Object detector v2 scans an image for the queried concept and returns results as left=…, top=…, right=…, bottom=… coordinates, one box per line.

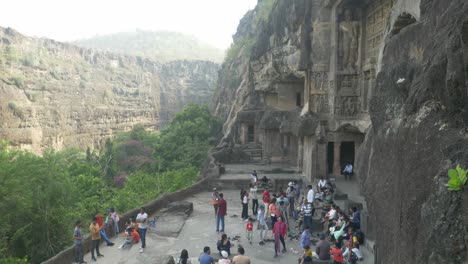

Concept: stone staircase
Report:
left=239, top=143, right=263, bottom=161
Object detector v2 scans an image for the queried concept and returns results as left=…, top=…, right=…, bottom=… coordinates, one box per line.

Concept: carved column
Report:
left=297, top=137, right=304, bottom=172
left=333, top=141, right=341, bottom=175
left=354, top=141, right=361, bottom=164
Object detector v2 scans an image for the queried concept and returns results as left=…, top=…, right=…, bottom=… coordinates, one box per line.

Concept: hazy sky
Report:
left=0, top=0, right=257, bottom=50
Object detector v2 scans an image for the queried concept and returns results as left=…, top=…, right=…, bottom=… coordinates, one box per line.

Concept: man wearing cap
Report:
left=286, top=182, right=296, bottom=216
left=219, top=251, right=230, bottom=264
left=314, top=233, right=331, bottom=261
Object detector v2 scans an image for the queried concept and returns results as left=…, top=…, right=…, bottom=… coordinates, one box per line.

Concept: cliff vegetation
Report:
left=0, top=104, right=220, bottom=264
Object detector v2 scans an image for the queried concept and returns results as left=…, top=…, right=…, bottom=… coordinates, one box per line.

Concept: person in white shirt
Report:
left=343, top=163, right=353, bottom=180
left=136, top=207, right=148, bottom=253
left=306, top=185, right=315, bottom=205
left=317, top=176, right=327, bottom=192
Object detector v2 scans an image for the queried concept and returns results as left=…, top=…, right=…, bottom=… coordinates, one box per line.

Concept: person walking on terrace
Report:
left=136, top=207, right=148, bottom=253
left=257, top=204, right=268, bottom=245
left=216, top=193, right=227, bottom=233
left=241, top=190, right=249, bottom=221
left=272, top=216, right=288, bottom=257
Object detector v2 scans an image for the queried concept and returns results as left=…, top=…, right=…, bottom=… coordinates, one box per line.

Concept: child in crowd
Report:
left=330, top=242, right=344, bottom=264
left=246, top=217, right=253, bottom=244
left=118, top=228, right=140, bottom=249
left=298, top=245, right=312, bottom=264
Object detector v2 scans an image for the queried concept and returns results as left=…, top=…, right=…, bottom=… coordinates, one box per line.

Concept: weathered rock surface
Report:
left=154, top=201, right=193, bottom=238
left=355, top=0, right=468, bottom=263
left=0, top=27, right=219, bottom=153
left=213, top=0, right=468, bottom=263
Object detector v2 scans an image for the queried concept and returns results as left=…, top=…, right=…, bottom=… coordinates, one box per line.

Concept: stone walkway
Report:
left=81, top=164, right=374, bottom=264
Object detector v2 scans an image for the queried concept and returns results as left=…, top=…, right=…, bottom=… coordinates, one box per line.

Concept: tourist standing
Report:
left=89, top=216, right=104, bottom=261
left=249, top=183, right=258, bottom=216
left=232, top=246, right=251, bottom=264
left=257, top=204, right=267, bottom=245
left=109, top=208, right=120, bottom=236
left=272, top=216, right=287, bottom=257
left=136, top=207, right=148, bottom=253
left=216, top=193, right=227, bottom=233
left=95, top=212, right=114, bottom=246
left=301, top=226, right=311, bottom=249
left=286, top=182, right=296, bottom=216
left=73, top=220, right=85, bottom=264
left=211, top=188, right=219, bottom=218
left=241, top=191, right=249, bottom=221
left=301, top=200, right=313, bottom=231
left=262, top=187, right=271, bottom=217
left=199, top=246, right=215, bottom=264
left=269, top=198, right=280, bottom=231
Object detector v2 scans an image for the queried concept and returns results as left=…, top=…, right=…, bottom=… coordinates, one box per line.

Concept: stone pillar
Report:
left=317, top=142, right=327, bottom=178
left=297, top=137, right=304, bottom=172
left=333, top=141, right=341, bottom=175
left=354, top=141, right=361, bottom=164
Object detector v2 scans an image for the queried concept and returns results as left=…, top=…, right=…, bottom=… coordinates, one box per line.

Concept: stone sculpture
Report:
left=339, top=9, right=360, bottom=72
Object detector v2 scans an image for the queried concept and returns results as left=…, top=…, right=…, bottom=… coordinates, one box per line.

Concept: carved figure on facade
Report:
left=312, top=72, right=329, bottom=90
left=314, top=95, right=330, bottom=113
left=335, top=96, right=359, bottom=116
left=339, top=9, right=360, bottom=72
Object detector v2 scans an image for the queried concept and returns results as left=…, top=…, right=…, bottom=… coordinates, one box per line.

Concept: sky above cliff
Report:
left=0, top=0, right=257, bottom=50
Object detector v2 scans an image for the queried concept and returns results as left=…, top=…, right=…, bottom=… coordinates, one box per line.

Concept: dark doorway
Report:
left=340, top=141, right=355, bottom=169
left=327, top=142, right=334, bottom=174
left=247, top=125, right=255, bottom=143
left=296, top=92, right=302, bottom=107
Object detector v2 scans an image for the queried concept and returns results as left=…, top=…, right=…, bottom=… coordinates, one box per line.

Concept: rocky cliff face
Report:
left=0, top=27, right=219, bottom=153
left=356, top=0, right=468, bottom=263
left=214, top=0, right=467, bottom=263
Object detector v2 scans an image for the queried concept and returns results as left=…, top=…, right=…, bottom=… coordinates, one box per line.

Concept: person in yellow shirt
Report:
left=299, top=245, right=312, bottom=264
left=89, top=216, right=104, bottom=261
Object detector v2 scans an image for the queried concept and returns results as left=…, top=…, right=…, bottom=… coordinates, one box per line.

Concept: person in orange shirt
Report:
left=269, top=198, right=280, bottom=231
left=118, top=228, right=140, bottom=249
left=89, top=217, right=104, bottom=261
left=330, top=242, right=344, bottom=264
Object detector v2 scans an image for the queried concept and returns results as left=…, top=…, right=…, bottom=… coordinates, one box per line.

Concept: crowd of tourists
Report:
left=207, top=170, right=364, bottom=264
left=73, top=168, right=363, bottom=264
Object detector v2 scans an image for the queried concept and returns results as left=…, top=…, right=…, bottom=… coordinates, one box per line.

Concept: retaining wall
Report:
left=41, top=155, right=220, bottom=264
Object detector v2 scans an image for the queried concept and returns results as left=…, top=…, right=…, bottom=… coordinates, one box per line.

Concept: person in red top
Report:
left=262, top=187, right=271, bottom=217
left=272, top=216, right=288, bottom=257
left=118, top=228, right=140, bottom=249
left=330, top=242, right=344, bottom=264
left=95, top=212, right=114, bottom=246
left=131, top=228, right=140, bottom=243
left=216, top=193, right=227, bottom=233
left=246, top=217, right=254, bottom=244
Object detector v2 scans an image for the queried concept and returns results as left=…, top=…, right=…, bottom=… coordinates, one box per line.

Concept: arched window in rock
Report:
left=390, top=12, right=417, bottom=36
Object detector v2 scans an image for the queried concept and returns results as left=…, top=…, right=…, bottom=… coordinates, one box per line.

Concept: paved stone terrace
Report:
left=81, top=164, right=374, bottom=264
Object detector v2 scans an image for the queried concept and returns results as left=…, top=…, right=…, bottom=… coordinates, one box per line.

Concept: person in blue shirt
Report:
left=349, top=206, right=360, bottom=230
left=199, top=246, right=214, bottom=264
left=301, top=226, right=311, bottom=249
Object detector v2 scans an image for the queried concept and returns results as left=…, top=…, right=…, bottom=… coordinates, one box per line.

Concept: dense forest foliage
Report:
left=74, top=30, right=225, bottom=63
left=0, top=105, right=220, bottom=264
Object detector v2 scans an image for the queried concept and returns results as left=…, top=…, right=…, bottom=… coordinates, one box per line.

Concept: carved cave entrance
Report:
left=247, top=125, right=255, bottom=143
left=340, top=141, right=355, bottom=169
left=327, top=142, right=334, bottom=174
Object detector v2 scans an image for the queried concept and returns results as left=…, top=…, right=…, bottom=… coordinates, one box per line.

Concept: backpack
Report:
left=350, top=252, right=359, bottom=264
left=355, top=230, right=365, bottom=245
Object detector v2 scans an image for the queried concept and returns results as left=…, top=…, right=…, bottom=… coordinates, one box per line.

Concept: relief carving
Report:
left=334, top=96, right=359, bottom=116
left=339, top=9, right=360, bottom=72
